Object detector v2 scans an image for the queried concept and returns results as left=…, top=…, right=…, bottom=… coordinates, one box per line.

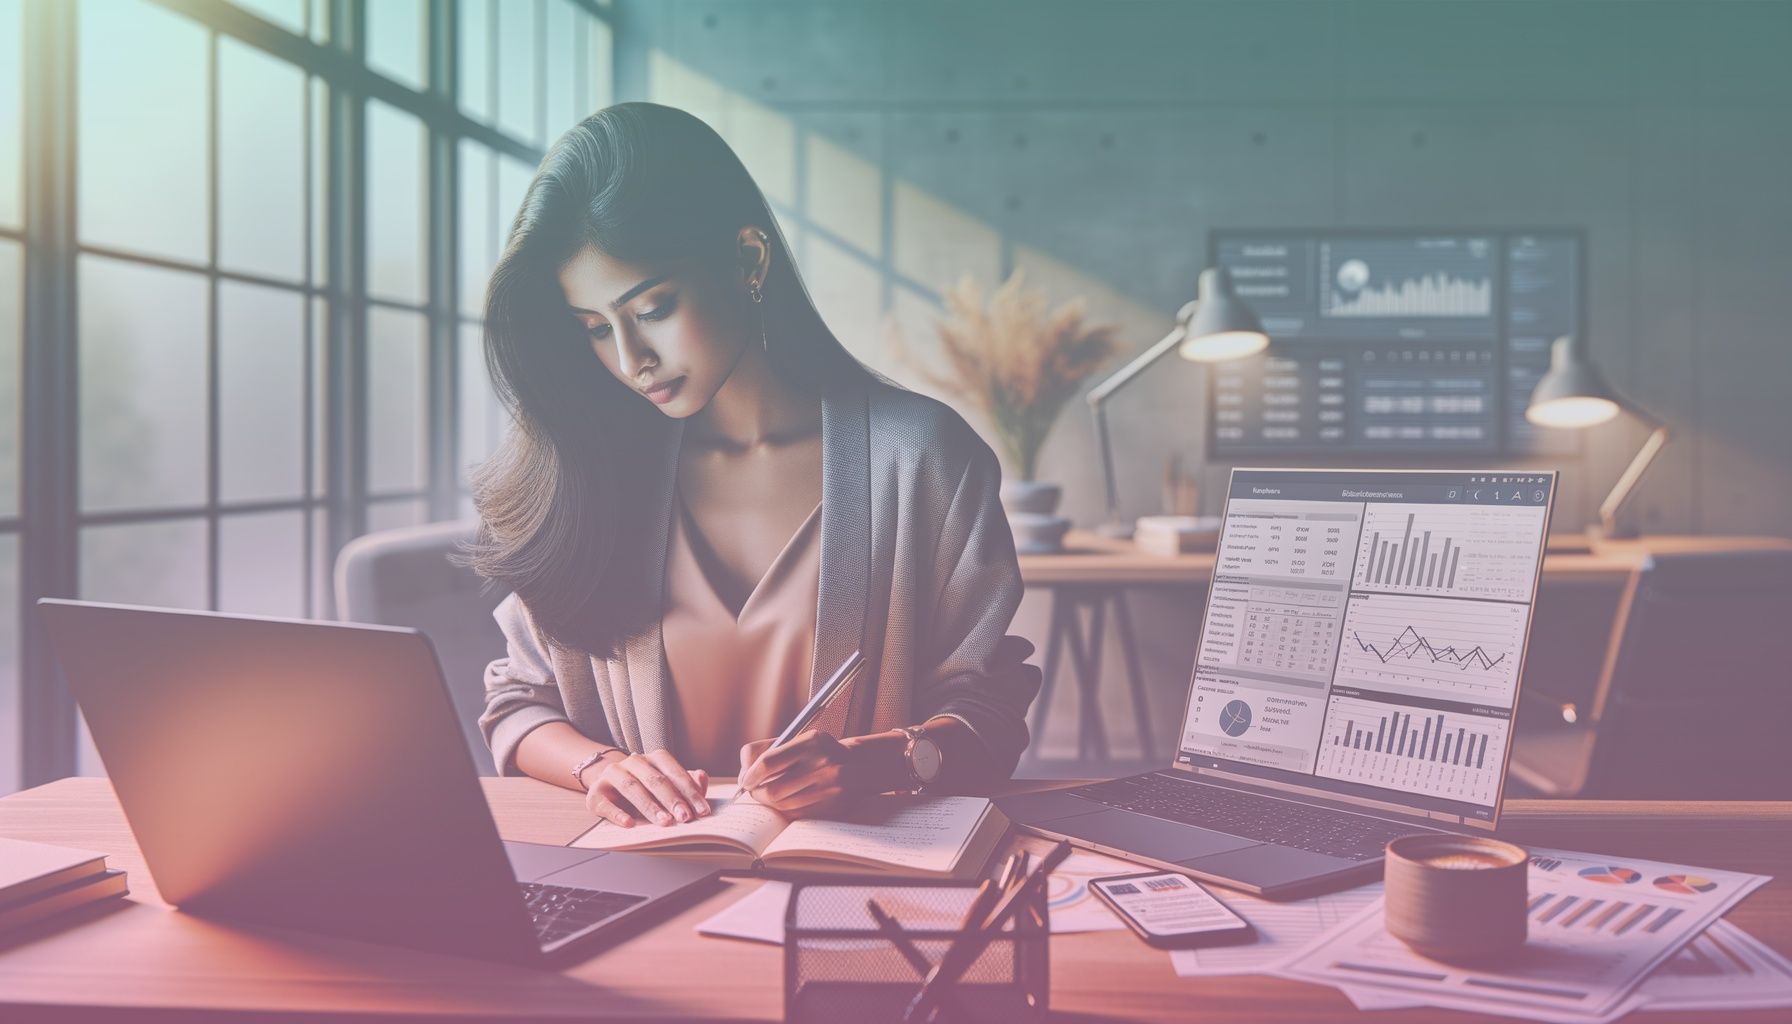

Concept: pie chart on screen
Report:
left=1219, top=700, right=1253, bottom=737
left=1578, top=865, right=1643, bottom=885
left=1654, top=874, right=1718, bottom=894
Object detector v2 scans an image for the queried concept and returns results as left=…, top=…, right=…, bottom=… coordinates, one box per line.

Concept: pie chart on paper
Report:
left=1577, top=865, right=1643, bottom=885
left=1654, top=874, right=1718, bottom=895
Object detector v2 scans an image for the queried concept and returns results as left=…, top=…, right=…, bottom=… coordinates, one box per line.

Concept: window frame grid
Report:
left=12, top=0, right=616, bottom=788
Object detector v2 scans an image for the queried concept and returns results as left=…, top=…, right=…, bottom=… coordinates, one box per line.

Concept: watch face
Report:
left=910, top=737, right=943, bottom=782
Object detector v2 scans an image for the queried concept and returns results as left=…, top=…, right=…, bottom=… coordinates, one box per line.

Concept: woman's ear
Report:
left=735, top=225, right=772, bottom=294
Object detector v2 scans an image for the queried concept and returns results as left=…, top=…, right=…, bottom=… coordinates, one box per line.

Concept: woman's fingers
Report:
left=625, top=757, right=695, bottom=824
left=756, top=762, right=843, bottom=807
left=756, top=731, right=827, bottom=774
left=690, top=768, right=710, bottom=807
left=584, top=790, right=635, bottom=828
left=744, top=732, right=841, bottom=792
left=646, top=749, right=710, bottom=816
left=738, top=739, right=775, bottom=789
left=597, top=764, right=673, bottom=825
left=584, top=750, right=715, bottom=825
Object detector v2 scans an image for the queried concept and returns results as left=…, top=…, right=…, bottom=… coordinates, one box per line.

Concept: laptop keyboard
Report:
left=1068, top=772, right=1431, bottom=862
left=517, top=881, right=647, bottom=945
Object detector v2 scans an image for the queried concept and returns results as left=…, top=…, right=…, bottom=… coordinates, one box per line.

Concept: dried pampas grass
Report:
left=889, top=270, right=1120, bottom=481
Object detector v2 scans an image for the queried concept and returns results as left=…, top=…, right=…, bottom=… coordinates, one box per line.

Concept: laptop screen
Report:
left=1175, top=469, right=1556, bottom=828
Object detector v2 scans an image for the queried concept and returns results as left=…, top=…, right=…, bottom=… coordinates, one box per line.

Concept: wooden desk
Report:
left=0, top=778, right=1786, bottom=1022
left=1017, top=531, right=1792, bottom=588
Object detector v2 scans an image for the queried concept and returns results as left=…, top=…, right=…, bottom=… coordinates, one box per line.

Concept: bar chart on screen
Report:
left=1351, top=502, right=1546, bottom=602
left=1313, top=693, right=1509, bottom=805
left=1334, top=592, right=1526, bottom=705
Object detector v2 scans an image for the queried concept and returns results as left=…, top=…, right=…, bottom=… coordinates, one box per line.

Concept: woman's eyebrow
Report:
left=568, top=275, right=670, bottom=314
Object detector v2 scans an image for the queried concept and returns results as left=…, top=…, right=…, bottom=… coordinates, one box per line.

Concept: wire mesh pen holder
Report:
left=782, top=877, right=1049, bottom=1024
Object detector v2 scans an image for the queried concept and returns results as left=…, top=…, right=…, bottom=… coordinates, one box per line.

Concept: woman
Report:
left=470, top=102, right=1040, bottom=830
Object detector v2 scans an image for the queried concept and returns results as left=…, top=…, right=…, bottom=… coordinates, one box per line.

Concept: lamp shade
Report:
left=1526, top=335, right=1622, bottom=429
left=1178, top=266, right=1269, bottom=362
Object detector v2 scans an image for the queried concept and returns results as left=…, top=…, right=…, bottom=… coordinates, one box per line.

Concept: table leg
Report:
left=1111, top=590, right=1156, bottom=761
left=1029, top=588, right=1068, bottom=749
left=1068, top=592, right=1110, bottom=761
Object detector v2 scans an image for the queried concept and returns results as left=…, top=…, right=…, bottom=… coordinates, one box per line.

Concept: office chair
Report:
left=335, top=520, right=508, bottom=775
left=1510, top=549, right=1792, bottom=799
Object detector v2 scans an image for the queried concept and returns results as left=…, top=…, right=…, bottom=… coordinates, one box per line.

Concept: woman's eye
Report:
left=638, top=297, right=677, bottom=322
left=584, top=322, right=611, bottom=340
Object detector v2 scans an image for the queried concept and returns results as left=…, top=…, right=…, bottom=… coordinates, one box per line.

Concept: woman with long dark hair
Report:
left=470, top=103, right=1039, bottom=828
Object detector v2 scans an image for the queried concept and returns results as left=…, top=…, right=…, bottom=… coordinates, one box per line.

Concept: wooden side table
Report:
left=1032, top=582, right=1156, bottom=761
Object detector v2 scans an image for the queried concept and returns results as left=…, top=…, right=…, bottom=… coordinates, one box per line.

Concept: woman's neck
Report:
left=684, top=341, right=822, bottom=452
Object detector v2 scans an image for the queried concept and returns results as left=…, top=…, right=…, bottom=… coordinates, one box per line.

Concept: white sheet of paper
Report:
left=1278, top=845, right=1770, bottom=1022
left=1340, top=920, right=1792, bottom=1014
left=695, top=880, right=986, bottom=945
left=696, top=881, right=792, bottom=945
left=695, top=850, right=1139, bottom=945
left=1337, top=985, right=1649, bottom=1023
left=1169, top=881, right=1384, bottom=977
left=1037, top=851, right=1138, bottom=933
left=1639, top=919, right=1792, bottom=1011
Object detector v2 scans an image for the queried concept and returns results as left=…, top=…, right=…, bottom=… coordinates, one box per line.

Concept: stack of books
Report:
left=1133, top=515, right=1222, bottom=556
left=0, top=837, right=129, bottom=933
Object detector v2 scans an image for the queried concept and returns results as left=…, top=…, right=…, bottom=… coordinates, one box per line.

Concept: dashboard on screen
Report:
left=1207, top=230, right=1583, bottom=457
left=1176, top=469, right=1556, bottom=827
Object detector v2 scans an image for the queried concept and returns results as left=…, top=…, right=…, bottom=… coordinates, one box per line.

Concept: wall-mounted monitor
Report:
left=1206, top=229, right=1583, bottom=458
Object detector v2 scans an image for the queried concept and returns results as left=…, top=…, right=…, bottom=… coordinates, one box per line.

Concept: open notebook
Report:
left=568, top=784, right=1010, bottom=880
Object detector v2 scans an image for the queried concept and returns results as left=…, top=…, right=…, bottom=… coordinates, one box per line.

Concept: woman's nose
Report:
left=614, top=331, right=657, bottom=381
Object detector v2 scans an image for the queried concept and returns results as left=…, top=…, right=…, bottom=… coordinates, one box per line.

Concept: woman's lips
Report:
left=643, top=377, right=684, bottom=404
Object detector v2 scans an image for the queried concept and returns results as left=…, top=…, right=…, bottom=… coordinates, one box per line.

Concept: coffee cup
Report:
left=1384, top=834, right=1529, bottom=963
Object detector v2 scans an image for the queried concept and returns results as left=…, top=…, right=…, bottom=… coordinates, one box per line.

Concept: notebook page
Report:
left=763, top=796, right=992, bottom=874
left=568, top=783, right=789, bottom=854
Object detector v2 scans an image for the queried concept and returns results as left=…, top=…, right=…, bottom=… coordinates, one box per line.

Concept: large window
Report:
left=4, top=0, right=615, bottom=789
left=1, top=0, right=24, bottom=795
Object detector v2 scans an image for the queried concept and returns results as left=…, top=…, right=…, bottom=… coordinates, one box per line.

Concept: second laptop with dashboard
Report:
left=999, top=467, right=1557, bottom=899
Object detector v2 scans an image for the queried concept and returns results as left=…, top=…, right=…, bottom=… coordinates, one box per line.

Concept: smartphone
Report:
left=1089, top=870, right=1256, bottom=950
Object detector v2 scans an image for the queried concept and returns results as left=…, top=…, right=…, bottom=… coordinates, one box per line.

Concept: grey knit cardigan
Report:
left=479, top=376, right=1042, bottom=779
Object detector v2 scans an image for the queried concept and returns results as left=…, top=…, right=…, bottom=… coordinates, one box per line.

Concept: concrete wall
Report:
left=611, top=0, right=1792, bottom=757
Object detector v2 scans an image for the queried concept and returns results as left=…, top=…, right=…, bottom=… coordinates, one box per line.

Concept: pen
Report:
left=742, top=649, right=866, bottom=792
left=868, top=898, right=969, bottom=1020
left=772, top=648, right=866, bottom=749
left=866, top=898, right=931, bottom=975
left=902, top=840, right=1071, bottom=1023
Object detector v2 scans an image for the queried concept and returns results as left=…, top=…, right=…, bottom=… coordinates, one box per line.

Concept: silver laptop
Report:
left=37, top=600, right=718, bottom=964
left=1000, top=468, right=1557, bottom=898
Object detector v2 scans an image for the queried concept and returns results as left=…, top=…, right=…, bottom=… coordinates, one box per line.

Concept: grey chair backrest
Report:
left=334, top=520, right=507, bottom=776
left=1580, top=549, right=1792, bottom=799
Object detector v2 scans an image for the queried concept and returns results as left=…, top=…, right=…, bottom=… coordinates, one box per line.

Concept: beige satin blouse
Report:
left=660, top=493, right=825, bottom=775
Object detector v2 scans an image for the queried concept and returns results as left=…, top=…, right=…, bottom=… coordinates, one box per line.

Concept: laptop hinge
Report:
left=1172, top=764, right=1474, bottom=834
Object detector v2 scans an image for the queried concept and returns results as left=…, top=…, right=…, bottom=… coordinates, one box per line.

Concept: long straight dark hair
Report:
left=464, top=102, right=883, bottom=657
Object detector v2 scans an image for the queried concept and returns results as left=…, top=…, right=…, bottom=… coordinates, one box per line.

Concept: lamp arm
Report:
left=1087, top=324, right=1188, bottom=526
left=1598, top=423, right=1670, bottom=538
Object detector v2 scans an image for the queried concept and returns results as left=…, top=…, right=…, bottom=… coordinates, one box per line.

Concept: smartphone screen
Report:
left=1090, top=871, right=1252, bottom=947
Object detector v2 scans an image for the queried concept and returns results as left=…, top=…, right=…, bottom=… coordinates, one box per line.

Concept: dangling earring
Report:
left=748, top=279, right=767, bottom=354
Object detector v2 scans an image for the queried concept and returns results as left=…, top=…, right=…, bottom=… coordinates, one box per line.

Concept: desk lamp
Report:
left=1087, top=266, right=1268, bottom=538
left=1525, top=334, right=1670, bottom=540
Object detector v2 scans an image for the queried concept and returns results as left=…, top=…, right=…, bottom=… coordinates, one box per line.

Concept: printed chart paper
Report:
left=1279, top=846, right=1769, bottom=1021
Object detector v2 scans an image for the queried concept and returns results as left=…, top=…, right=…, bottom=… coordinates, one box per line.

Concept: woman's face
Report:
left=556, top=242, right=759, bottom=418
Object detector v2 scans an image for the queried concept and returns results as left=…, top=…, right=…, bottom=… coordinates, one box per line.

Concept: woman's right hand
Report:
left=584, top=749, right=711, bottom=828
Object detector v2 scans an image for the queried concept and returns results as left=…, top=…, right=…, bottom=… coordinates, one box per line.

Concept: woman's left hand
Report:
left=737, top=731, right=877, bottom=818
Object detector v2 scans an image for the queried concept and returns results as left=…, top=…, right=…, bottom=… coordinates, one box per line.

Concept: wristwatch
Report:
left=899, top=725, right=943, bottom=795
